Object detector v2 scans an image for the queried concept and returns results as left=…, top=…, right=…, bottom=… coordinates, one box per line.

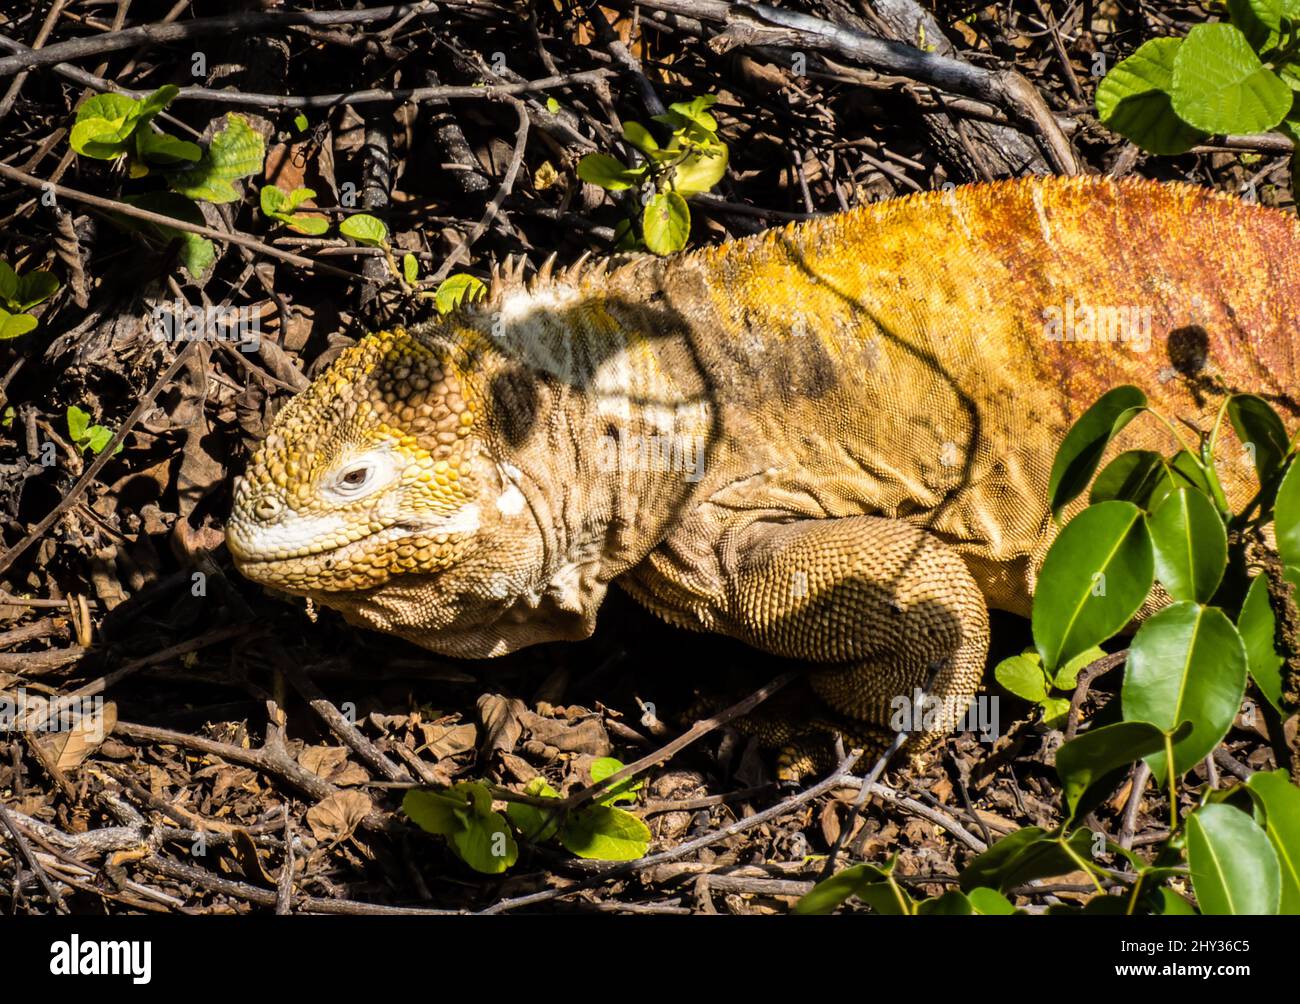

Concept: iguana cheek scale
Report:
left=227, top=175, right=1296, bottom=777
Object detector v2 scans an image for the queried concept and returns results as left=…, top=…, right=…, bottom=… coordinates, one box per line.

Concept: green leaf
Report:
left=916, top=890, right=973, bottom=915
left=795, top=861, right=913, bottom=915
left=1146, top=488, right=1228, bottom=603
left=1244, top=769, right=1300, bottom=913
left=1227, top=393, right=1289, bottom=491
left=70, top=92, right=140, bottom=158
left=168, top=113, right=265, bottom=203
left=1154, top=887, right=1198, bottom=914
left=959, top=827, right=1097, bottom=893
left=118, top=192, right=216, bottom=279
left=1033, top=501, right=1154, bottom=671
left=135, top=128, right=201, bottom=165
left=642, top=191, right=690, bottom=255
left=0, top=307, right=38, bottom=340
left=293, top=112, right=309, bottom=133
left=132, top=84, right=180, bottom=124
left=576, top=152, right=645, bottom=191
left=338, top=212, right=389, bottom=247
left=85, top=425, right=114, bottom=454
left=1090, top=450, right=1174, bottom=509
left=262, top=186, right=328, bottom=235
left=993, top=652, right=1050, bottom=702
left=0, top=260, right=17, bottom=302
left=1096, top=38, right=1208, bottom=155
left=590, top=756, right=643, bottom=806
left=1239, top=574, right=1286, bottom=712
left=402, top=253, right=419, bottom=285
left=967, top=887, right=1016, bottom=915
left=621, top=121, right=660, bottom=155
left=666, top=95, right=719, bottom=131
left=403, top=784, right=517, bottom=874
left=433, top=273, right=486, bottom=315
left=545, top=97, right=561, bottom=114
left=11, top=270, right=60, bottom=312
left=1056, top=720, right=1172, bottom=824
left=1055, top=645, right=1107, bottom=690
left=1227, top=0, right=1282, bottom=49
left=1186, top=803, right=1281, bottom=914
left=668, top=140, right=728, bottom=196
left=505, top=776, right=563, bottom=843
left=1171, top=23, right=1293, bottom=134
left=66, top=405, right=90, bottom=443
left=1048, top=386, right=1148, bottom=519
left=1122, top=602, right=1248, bottom=779
left=1274, top=459, right=1300, bottom=564
left=560, top=805, right=650, bottom=861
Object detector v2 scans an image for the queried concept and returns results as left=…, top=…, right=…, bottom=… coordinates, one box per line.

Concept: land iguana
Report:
left=225, top=175, right=1297, bottom=777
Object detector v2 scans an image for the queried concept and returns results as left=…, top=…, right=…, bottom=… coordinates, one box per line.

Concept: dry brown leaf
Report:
left=306, top=790, right=372, bottom=843
left=477, top=693, right=526, bottom=753
left=37, top=699, right=117, bottom=771
left=418, top=721, right=477, bottom=760
left=519, top=710, right=611, bottom=756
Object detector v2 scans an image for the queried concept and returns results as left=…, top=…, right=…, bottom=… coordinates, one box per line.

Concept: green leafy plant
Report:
left=1097, top=9, right=1300, bottom=184
left=577, top=94, right=729, bottom=255
left=69, top=85, right=200, bottom=174
left=403, top=758, right=651, bottom=875
left=803, top=387, right=1300, bottom=915
left=66, top=405, right=122, bottom=456
left=0, top=259, right=60, bottom=338
left=259, top=185, right=328, bottom=235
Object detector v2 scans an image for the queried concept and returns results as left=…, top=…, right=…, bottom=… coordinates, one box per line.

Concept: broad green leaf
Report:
left=70, top=92, right=139, bottom=158
left=505, top=776, right=563, bottom=843
left=0, top=308, right=38, bottom=339
left=590, top=756, right=643, bottom=806
left=1227, top=0, right=1282, bottom=49
left=1146, top=488, right=1227, bottom=603
left=1122, top=602, right=1248, bottom=779
left=402, top=788, right=464, bottom=836
left=1096, top=38, right=1208, bottom=154
left=1033, top=501, right=1154, bottom=671
left=135, top=128, right=201, bottom=165
left=1055, top=720, right=1172, bottom=824
left=1274, top=459, right=1300, bottom=563
left=433, top=273, right=486, bottom=315
left=1186, top=803, right=1281, bottom=914
left=545, top=97, right=561, bottom=114
left=262, top=187, right=328, bottom=235
left=576, top=152, right=644, bottom=191
left=1054, top=645, right=1107, bottom=690
left=1090, top=450, right=1173, bottom=509
left=450, top=807, right=517, bottom=874
left=1154, top=888, right=1198, bottom=914
left=795, top=861, right=913, bottom=915
left=642, top=191, right=690, bottom=255
left=916, top=890, right=973, bottom=915
left=118, top=192, right=216, bottom=279
left=560, top=804, right=650, bottom=861
left=11, top=270, right=60, bottom=312
left=338, top=212, right=388, bottom=247
left=967, top=887, right=1016, bottom=915
left=1238, top=574, right=1285, bottom=712
left=0, top=260, right=17, bottom=301
left=293, top=112, right=309, bottom=132
left=402, top=253, right=419, bottom=285
left=993, top=652, right=1049, bottom=702
left=1227, top=393, right=1289, bottom=490
left=1169, top=449, right=1213, bottom=495
left=1244, top=770, right=1300, bottom=913
left=66, top=405, right=90, bottom=443
left=1048, top=386, right=1148, bottom=519
left=132, top=84, right=180, bottom=124
left=167, top=113, right=265, bottom=203
left=621, top=121, right=660, bottom=154
left=959, top=827, right=1097, bottom=893
left=85, top=425, right=114, bottom=454
left=1171, top=23, right=1293, bottom=134
left=670, top=141, right=727, bottom=195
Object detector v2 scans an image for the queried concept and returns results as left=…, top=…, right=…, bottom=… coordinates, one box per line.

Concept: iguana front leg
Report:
left=710, top=515, right=990, bottom=778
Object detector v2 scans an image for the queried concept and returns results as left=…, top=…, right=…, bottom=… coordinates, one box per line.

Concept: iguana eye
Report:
left=336, top=464, right=372, bottom=492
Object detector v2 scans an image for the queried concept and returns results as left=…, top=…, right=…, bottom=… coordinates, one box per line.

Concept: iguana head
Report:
left=226, top=324, right=588, bottom=657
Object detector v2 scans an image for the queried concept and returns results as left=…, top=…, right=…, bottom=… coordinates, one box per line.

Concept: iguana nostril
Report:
left=254, top=497, right=283, bottom=521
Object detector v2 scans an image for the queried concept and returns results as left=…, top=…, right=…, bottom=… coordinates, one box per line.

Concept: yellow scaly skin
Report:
left=227, top=176, right=1300, bottom=778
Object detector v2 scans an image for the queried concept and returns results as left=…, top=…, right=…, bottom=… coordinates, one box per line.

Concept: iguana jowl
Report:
left=226, top=176, right=1297, bottom=776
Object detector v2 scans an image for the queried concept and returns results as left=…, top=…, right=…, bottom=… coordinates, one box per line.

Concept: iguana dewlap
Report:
left=226, top=176, right=1297, bottom=773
